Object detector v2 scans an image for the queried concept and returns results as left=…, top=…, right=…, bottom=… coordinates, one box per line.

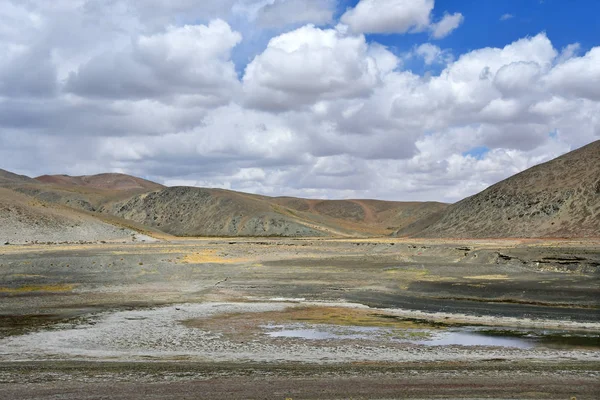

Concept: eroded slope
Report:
left=36, top=173, right=164, bottom=191
left=0, top=188, right=143, bottom=244
left=397, top=140, right=600, bottom=238
left=106, top=186, right=329, bottom=237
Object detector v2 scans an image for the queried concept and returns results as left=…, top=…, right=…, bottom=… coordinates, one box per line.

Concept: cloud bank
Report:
left=0, top=0, right=598, bottom=202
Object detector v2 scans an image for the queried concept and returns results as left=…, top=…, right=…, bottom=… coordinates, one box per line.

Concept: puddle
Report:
left=415, top=329, right=533, bottom=348
left=263, top=324, right=600, bottom=350
left=477, top=328, right=600, bottom=350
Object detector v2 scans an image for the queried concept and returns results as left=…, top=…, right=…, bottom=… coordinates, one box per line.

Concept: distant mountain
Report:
left=395, top=140, right=600, bottom=238
left=22, top=143, right=598, bottom=240
left=106, top=186, right=327, bottom=237
left=0, top=187, right=145, bottom=244
left=106, top=187, right=446, bottom=237
left=271, top=197, right=447, bottom=235
left=36, top=173, right=164, bottom=191
left=0, top=169, right=37, bottom=186
left=1, top=167, right=446, bottom=238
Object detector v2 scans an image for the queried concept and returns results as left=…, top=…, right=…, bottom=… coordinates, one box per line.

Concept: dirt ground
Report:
left=0, top=237, right=599, bottom=399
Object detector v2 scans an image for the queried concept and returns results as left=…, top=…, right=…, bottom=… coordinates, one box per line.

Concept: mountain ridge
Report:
left=2, top=140, right=598, bottom=239
left=35, top=173, right=164, bottom=191
left=395, top=140, right=600, bottom=238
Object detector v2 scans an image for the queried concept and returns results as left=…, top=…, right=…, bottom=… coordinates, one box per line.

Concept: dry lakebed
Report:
left=0, top=237, right=599, bottom=399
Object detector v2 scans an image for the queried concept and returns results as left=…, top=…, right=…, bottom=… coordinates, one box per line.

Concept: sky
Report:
left=0, top=0, right=599, bottom=202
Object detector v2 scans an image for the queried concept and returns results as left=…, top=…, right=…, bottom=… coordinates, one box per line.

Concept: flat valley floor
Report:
left=0, top=238, right=599, bottom=399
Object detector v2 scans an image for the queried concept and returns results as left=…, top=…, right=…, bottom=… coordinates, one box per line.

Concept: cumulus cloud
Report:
left=0, top=1, right=599, bottom=202
left=66, top=20, right=242, bottom=103
left=340, top=0, right=463, bottom=38
left=341, top=0, right=434, bottom=34
left=414, top=43, right=453, bottom=65
left=430, top=12, right=464, bottom=39
left=242, top=25, right=399, bottom=111
left=256, top=0, right=336, bottom=27
left=545, top=47, right=600, bottom=100
left=0, top=46, right=58, bottom=97
left=500, top=13, right=514, bottom=21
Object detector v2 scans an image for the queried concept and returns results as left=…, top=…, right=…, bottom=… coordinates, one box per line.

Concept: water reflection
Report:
left=264, top=324, right=599, bottom=350
left=415, top=329, right=533, bottom=348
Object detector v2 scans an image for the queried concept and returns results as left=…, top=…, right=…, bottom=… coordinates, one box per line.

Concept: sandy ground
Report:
left=0, top=237, right=599, bottom=399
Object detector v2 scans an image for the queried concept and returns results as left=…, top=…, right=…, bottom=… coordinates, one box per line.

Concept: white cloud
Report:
left=66, top=20, right=242, bottom=103
left=493, top=61, right=542, bottom=97
left=340, top=0, right=463, bottom=39
left=500, top=13, right=514, bottom=21
left=242, top=25, right=399, bottom=111
left=0, top=1, right=599, bottom=203
left=430, top=12, right=464, bottom=39
left=256, top=0, right=336, bottom=27
left=556, top=43, right=580, bottom=64
left=414, top=43, right=453, bottom=65
left=341, top=0, right=434, bottom=34
left=545, top=47, right=600, bottom=100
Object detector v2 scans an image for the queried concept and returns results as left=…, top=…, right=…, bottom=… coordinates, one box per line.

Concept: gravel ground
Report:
left=1, top=238, right=598, bottom=399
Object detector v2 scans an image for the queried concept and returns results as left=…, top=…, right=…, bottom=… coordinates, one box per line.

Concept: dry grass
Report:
left=184, top=306, right=441, bottom=336
left=465, top=274, right=510, bottom=280
left=180, top=250, right=249, bottom=264
left=385, top=268, right=457, bottom=289
left=0, top=284, right=76, bottom=293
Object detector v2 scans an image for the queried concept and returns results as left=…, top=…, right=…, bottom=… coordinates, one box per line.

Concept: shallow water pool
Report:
left=264, top=324, right=599, bottom=349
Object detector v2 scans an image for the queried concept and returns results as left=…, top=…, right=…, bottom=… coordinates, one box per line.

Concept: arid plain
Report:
left=1, top=237, right=599, bottom=399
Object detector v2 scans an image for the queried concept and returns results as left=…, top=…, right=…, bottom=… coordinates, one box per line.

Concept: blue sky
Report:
left=360, top=0, right=599, bottom=54
left=230, top=0, right=600, bottom=76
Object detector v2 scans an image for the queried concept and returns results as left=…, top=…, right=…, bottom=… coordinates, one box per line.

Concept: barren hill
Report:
left=106, top=187, right=447, bottom=237
left=271, top=197, right=447, bottom=234
left=0, top=188, right=147, bottom=244
left=396, top=140, right=600, bottom=238
left=36, top=173, right=164, bottom=191
left=4, top=169, right=445, bottom=238
left=0, top=169, right=37, bottom=186
left=106, top=187, right=329, bottom=237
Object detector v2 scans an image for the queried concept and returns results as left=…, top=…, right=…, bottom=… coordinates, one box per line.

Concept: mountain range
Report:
left=1, top=140, right=598, bottom=242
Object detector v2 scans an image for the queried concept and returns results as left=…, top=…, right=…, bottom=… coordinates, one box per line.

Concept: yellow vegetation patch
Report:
left=135, top=269, right=159, bottom=277
left=180, top=250, right=248, bottom=264
left=386, top=268, right=429, bottom=277
left=386, top=268, right=457, bottom=289
left=185, top=306, right=441, bottom=332
left=0, top=284, right=76, bottom=293
left=8, top=274, right=46, bottom=279
left=464, top=274, right=510, bottom=280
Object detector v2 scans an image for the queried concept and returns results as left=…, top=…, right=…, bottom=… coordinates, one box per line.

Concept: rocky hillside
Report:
left=106, top=187, right=329, bottom=237
left=0, top=188, right=147, bottom=244
left=0, top=169, right=38, bottom=186
left=36, top=173, right=164, bottom=191
left=106, top=186, right=448, bottom=237
left=271, top=197, right=447, bottom=234
left=1, top=168, right=446, bottom=238
left=8, top=173, right=165, bottom=214
left=396, top=140, right=600, bottom=238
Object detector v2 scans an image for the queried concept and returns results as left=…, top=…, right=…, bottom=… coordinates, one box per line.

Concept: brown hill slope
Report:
left=105, top=187, right=330, bottom=237
left=271, top=197, right=447, bottom=235
left=6, top=173, right=165, bottom=214
left=396, top=140, right=600, bottom=238
left=2, top=169, right=446, bottom=238
left=106, top=187, right=447, bottom=237
left=0, top=169, right=38, bottom=186
left=36, top=173, right=164, bottom=191
left=0, top=188, right=147, bottom=244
